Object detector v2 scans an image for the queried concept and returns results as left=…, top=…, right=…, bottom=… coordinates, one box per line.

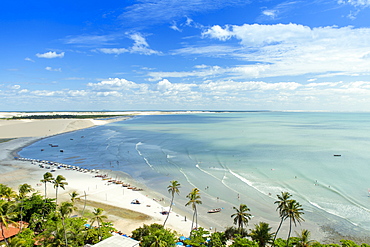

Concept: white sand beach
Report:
left=0, top=113, right=195, bottom=236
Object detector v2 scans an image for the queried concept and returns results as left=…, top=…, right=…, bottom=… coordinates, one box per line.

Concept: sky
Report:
left=2, top=0, right=370, bottom=111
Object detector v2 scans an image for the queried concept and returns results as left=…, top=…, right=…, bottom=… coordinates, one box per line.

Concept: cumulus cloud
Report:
left=197, top=24, right=370, bottom=79
left=87, top=78, right=143, bottom=92
left=36, top=51, right=65, bottom=58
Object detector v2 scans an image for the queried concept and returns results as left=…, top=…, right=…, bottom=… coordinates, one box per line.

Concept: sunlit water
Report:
left=19, top=112, right=370, bottom=237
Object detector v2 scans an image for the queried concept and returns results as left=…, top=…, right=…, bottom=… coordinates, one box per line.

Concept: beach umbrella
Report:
left=176, top=242, right=184, bottom=245
left=179, top=236, right=187, bottom=241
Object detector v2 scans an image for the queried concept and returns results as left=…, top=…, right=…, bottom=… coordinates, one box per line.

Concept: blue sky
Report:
left=2, top=0, right=370, bottom=111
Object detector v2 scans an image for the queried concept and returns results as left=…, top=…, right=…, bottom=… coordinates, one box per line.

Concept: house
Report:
left=90, top=235, right=139, bottom=247
left=0, top=221, right=29, bottom=242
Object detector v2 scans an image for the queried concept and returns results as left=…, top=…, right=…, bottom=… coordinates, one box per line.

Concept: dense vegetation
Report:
left=1, top=176, right=369, bottom=247
left=0, top=173, right=117, bottom=246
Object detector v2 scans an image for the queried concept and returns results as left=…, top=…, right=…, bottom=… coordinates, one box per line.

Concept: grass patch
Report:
left=75, top=200, right=152, bottom=221
left=0, top=138, right=14, bottom=143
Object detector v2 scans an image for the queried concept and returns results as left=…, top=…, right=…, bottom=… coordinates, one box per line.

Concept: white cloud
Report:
left=63, top=34, right=118, bottom=45
left=338, top=0, right=370, bottom=7
left=197, top=24, right=370, bottom=79
left=25, top=57, right=35, bottom=62
left=98, top=48, right=129, bottom=55
left=156, top=79, right=196, bottom=92
left=9, top=85, right=21, bottom=90
left=129, top=33, right=160, bottom=55
left=262, top=9, right=278, bottom=18
left=45, top=67, right=62, bottom=72
left=36, top=51, right=65, bottom=58
left=87, top=78, right=143, bottom=91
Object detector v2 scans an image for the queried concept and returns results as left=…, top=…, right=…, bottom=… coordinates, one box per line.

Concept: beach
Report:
left=0, top=113, right=195, bottom=237
left=2, top=112, right=370, bottom=244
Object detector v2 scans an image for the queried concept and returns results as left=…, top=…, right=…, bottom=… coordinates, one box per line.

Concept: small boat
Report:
left=207, top=208, right=222, bottom=213
left=333, top=154, right=341, bottom=157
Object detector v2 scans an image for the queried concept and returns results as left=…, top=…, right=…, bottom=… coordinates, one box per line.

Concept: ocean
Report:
left=19, top=112, right=370, bottom=238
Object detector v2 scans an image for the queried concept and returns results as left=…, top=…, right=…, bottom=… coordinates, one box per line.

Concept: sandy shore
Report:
left=0, top=114, right=197, bottom=237
left=1, top=113, right=369, bottom=243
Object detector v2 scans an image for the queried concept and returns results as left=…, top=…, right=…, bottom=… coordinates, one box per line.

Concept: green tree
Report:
left=208, top=231, right=227, bottom=247
left=90, top=208, right=108, bottom=241
left=58, top=202, right=76, bottom=246
left=17, top=183, right=33, bottom=232
left=230, top=236, right=259, bottom=247
left=132, top=223, right=176, bottom=247
left=185, top=227, right=210, bottom=246
left=40, top=172, right=54, bottom=199
left=285, top=200, right=304, bottom=247
left=8, top=228, right=35, bottom=247
left=0, top=184, right=16, bottom=201
left=142, top=229, right=176, bottom=247
left=231, top=204, right=252, bottom=235
left=132, top=223, right=164, bottom=242
left=185, top=188, right=202, bottom=232
left=53, top=175, right=68, bottom=204
left=163, top=180, right=180, bottom=227
left=0, top=200, right=17, bottom=246
left=69, top=191, right=79, bottom=204
left=293, top=229, right=316, bottom=247
left=249, top=222, right=275, bottom=247
left=273, top=192, right=292, bottom=245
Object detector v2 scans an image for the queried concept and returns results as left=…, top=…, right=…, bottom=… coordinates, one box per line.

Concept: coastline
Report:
left=1, top=112, right=370, bottom=243
left=0, top=114, right=196, bottom=236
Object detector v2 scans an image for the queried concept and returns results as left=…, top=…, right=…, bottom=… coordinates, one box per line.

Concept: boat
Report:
left=207, top=208, right=222, bottom=213
left=333, top=154, right=341, bottom=157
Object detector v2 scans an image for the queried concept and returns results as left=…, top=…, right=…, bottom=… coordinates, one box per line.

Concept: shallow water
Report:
left=19, top=112, right=370, bottom=237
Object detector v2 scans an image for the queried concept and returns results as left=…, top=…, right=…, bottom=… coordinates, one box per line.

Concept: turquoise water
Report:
left=19, top=112, right=370, bottom=237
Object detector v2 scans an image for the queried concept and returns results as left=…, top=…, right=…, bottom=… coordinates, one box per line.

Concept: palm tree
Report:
left=0, top=184, right=16, bottom=201
left=90, top=208, right=108, bottom=241
left=273, top=192, right=292, bottom=245
left=163, top=180, right=180, bottom=227
left=0, top=201, right=17, bottom=246
left=231, top=204, right=252, bottom=235
left=18, top=183, right=33, bottom=232
left=293, top=229, right=316, bottom=247
left=40, top=172, right=54, bottom=199
left=249, top=222, right=275, bottom=247
left=59, top=202, right=76, bottom=247
left=185, top=188, right=202, bottom=232
left=69, top=191, right=79, bottom=204
left=53, top=175, right=68, bottom=204
left=285, top=200, right=304, bottom=247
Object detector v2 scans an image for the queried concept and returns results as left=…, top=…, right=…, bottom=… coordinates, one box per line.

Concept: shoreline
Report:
left=0, top=115, right=197, bottom=236
left=1, top=113, right=370, bottom=243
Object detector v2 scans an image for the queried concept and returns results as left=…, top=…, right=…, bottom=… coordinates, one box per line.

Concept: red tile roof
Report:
left=0, top=222, right=29, bottom=241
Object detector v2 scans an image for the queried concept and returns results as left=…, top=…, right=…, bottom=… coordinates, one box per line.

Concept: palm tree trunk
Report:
left=273, top=218, right=284, bottom=246
left=195, top=205, right=198, bottom=229
left=190, top=210, right=196, bottom=233
left=82, top=191, right=87, bottom=217
left=56, top=187, right=58, bottom=204
left=163, top=196, right=174, bottom=227
left=44, top=182, right=47, bottom=199
left=62, top=218, right=68, bottom=247
left=286, top=218, right=292, bottom=247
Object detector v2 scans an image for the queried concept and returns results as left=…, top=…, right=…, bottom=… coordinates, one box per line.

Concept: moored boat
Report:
left=207, top=208, right=222, bottom=213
